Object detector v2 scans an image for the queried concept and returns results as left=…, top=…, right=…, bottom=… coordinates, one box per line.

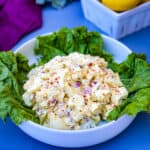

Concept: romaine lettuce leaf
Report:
left=34, top=26, right=113, bottom=65
left=107, top=53, right=150, bottom=120
left=0, top=51, right=39, bottom=124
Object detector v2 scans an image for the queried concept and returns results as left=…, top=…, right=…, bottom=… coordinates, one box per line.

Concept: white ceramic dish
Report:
left=16, top=34, right=135, bottom=148
left=81, top=0, right=150, bottom=39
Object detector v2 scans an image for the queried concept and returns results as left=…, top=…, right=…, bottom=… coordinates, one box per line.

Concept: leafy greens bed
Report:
left=0, top=27, right=150, bottom=125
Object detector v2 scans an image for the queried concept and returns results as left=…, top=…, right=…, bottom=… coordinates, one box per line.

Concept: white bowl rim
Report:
left=16, top=33, right=133, bottom=134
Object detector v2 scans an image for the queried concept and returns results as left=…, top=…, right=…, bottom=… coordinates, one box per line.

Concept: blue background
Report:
left=1, top=1, right=150, bottom=150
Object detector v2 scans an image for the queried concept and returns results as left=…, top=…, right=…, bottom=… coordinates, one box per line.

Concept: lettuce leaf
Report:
left=0, top=51, right=39, bottom=125
left=107, top=53, right=150, bottom=120
left=34, top=26, right=113, bottom=65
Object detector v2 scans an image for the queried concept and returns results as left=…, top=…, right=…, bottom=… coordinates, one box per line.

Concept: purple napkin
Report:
left=0, top=0, right=42, bottom=51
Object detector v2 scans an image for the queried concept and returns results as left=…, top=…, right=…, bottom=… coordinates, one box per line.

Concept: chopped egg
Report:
left=23, top=52, right=128, bottom=130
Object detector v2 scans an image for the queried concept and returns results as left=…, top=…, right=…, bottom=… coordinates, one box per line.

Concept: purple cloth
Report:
left=0, top=0, right=42, bottom=51
left=0, top=0, right=5, bottom=8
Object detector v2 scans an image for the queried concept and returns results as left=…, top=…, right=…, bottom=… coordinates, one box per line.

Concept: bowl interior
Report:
left=16, top=33, right=132, bottom=131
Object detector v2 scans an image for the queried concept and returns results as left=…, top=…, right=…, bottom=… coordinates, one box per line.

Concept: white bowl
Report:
left=16, top=34, right=135, bottom=148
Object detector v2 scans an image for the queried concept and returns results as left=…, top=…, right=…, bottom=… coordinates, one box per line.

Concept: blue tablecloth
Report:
left=0, top=1, right=150, bottom=150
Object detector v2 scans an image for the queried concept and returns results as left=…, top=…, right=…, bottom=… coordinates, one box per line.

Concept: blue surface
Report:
left=1, top=1, right=150, bottom=150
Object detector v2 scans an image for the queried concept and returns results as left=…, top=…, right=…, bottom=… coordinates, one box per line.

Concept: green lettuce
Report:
left=107, top=53, right=150, bottom=120
left=0, top=51, right=39, bottom=124
left=34, top=26, right=113, bottom=65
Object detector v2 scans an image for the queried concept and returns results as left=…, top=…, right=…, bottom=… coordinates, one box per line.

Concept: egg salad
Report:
left=23, top=52, right=128, bottom=130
